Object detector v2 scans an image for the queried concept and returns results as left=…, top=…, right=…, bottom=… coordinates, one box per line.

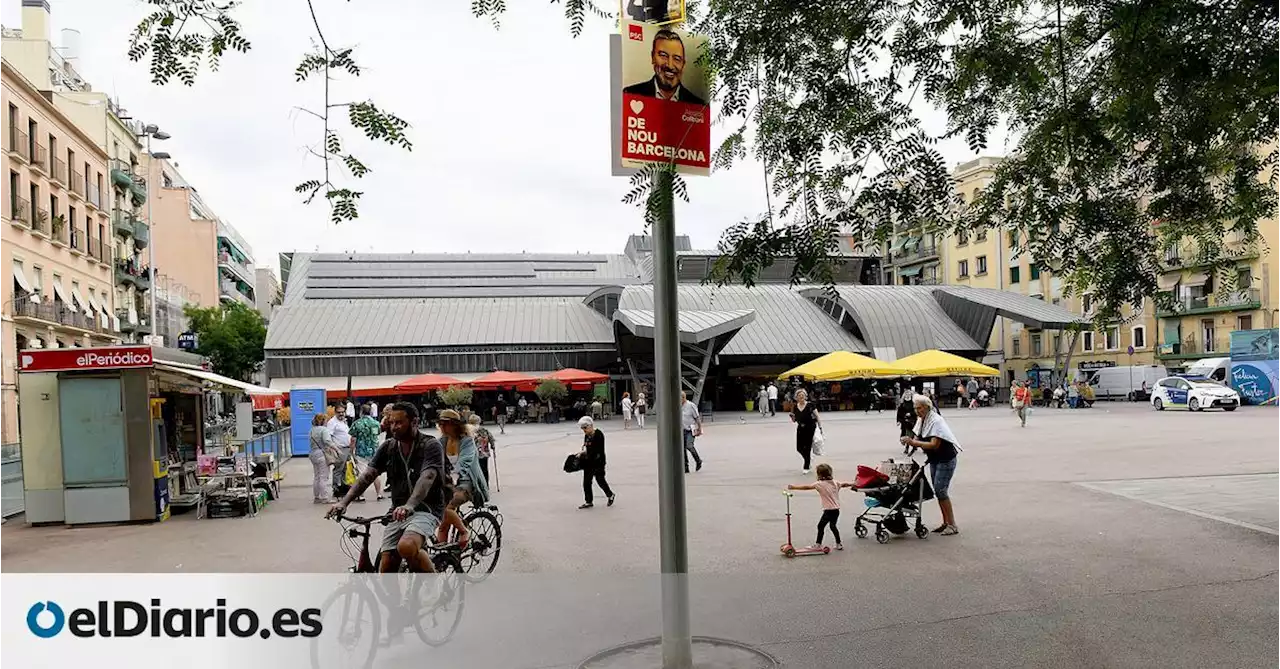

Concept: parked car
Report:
left=1086, top=365, right=1169, bottom=401
left=1150, top=376, right=1240, bottom=412
left=1183, top=357, right=1230, bottom=384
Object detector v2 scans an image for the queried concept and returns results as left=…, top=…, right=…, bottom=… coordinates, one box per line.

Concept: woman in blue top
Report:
left=433, top=409, right=489, bottom=547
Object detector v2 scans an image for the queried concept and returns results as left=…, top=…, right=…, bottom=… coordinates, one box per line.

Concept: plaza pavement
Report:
left=3, top=402, right=1276, bottom=668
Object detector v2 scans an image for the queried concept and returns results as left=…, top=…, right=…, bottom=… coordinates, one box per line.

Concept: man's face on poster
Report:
left=651, top=37, right=686, bottom=94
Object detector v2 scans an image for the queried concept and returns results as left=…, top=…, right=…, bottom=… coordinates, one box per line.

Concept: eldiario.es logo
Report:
left=27, top=599, right=322, bottom=639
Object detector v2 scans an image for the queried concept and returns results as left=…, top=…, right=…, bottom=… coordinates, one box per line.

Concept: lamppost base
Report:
left=578, top=636, right=779, bottom=669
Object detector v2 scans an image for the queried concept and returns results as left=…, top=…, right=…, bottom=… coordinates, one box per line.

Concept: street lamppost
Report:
left=140, top=124, right=170, bottom=344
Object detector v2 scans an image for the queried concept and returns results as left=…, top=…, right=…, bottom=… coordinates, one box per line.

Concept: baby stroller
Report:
left=852, top=459, right=934, bottom=544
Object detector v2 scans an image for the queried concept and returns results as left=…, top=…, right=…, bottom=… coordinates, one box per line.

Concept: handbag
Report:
left=343, top=458, right=358, bottom=486
left=563, top=453, right=584, bottom=473
left=811, top=427, right=825, bottom=456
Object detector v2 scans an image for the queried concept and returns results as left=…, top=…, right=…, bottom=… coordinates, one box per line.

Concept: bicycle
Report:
left=310, top=512, right=466, bottom=669
left=450, top=501, right=502, bottom=583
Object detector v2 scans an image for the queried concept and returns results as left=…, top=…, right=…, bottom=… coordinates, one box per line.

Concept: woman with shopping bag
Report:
left=790, top=389, right=822, bottom=474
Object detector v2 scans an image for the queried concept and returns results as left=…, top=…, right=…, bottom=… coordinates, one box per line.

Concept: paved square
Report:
left=3, top=402, right=1276, bottom=668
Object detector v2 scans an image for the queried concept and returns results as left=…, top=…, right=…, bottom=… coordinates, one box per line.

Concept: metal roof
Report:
left=805, top=286, right=984, bottom=360
left=933, top=286, right=1087, bottom=329
left=618, top=285, right=868, bottom=356
left=614, top=309, right=757, bottom=344
left=264, top=297, right=614, bottom=350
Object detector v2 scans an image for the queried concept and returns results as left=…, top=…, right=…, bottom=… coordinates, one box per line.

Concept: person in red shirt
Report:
left=1012, top=381, right=1032, bottom=427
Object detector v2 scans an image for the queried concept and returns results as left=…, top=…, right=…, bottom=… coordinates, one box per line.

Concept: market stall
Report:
left=16, top=345, right=284, bottom=526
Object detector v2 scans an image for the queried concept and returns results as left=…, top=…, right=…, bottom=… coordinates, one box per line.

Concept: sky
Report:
left=2, top=0, right=1001, bottom=275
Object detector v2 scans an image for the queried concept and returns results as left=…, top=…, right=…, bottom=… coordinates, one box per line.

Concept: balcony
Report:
left=133, top=220, right=150, bottom=248
left=9, top=196, right=29, bottom=227
left=110, top=159, right=134, bottom=189
left=13, top=298, right=97, bottom=333
left=115, top=260, right=151, bottom=291
left=30, top=143, right=48, bottom=174
left=1157, top=335, right=1230, bottom=361
left=117, top=310, right=152, bottom=335
left=218, top=251, right=253, bottom=282
left=9, top=127, right=29, bottom=162
left=1156, top=289, right=1261, bottom=317
left=51, top=157, right=68, bottom=188
left=70, top=170, right=85, bottom=198
left=32, top=206, right=49, bottom=235
left=87, top=237, right=107, bottom=264
left=894, top=243, right=941, bottom=264
left=220, top=278, right=254, bottom=306
left=129, top=175, right=147, bottom=204
left=112, top=211, right=136, bottom=237
left=86, top=183, right=101, bottom=210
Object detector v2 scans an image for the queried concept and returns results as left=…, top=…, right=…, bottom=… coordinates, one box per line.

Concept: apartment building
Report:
left=254, top=267, right=281, bottom=321
left=1, top=58, right=120, bottom=444
left=217, top=221, right=256, bottom=308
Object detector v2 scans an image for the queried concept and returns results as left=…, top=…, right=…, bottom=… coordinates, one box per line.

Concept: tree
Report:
left=535, top=378, right=568, bottom=409
left=183, top=301, right=267, bottom=381
left=131, top=1, right=1277, bottom=321
left=436, top=385, right=473, bottom=409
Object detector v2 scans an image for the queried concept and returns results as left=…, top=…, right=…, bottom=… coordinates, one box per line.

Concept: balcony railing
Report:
left=115, top=260, right=151, bottom=291
left=133, top=220, right=150, bottom=248
left=9, top=127, right=29, bottom=161
left=112, top=211, right=135, bottom=237
left=117, top=310, right=152, bottom=335
left=70, top=225, right=83, bottom=252
left=32, top=206, right=49, bottom=235
left=13, top=298, right=98, bottom=332
left=1159, top=334, right=1230, bottom=358
left=894, top=243, right=941, bottom=264
left=51, top=157, right=68, bottom=186
left=87, top=236, right=105, bottom=263
left=218, top=251, right=252, bottom=280
left=70, top=170, right=85, bottom=197
left=30, top=143, right=48, bottom=172
left=1157, top=289, right=1262, bottom=316
left=9, top=196, right=29, bottom=225
left=110, top=159, right=134, bottom=189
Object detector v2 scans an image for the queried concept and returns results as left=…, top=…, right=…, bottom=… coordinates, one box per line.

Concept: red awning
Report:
left=252, top=394, right=285, bottom=411
left=470, top=370, right=540, bottom=391
left=395, top=373, right=467, bottom=393
left=545, top=368, right=609, bottom=385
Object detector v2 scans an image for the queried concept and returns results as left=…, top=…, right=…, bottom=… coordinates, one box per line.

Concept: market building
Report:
left=264, top=235, right=1084, bottom=409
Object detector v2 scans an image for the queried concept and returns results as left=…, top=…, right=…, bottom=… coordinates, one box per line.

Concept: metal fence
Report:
left=241, top=428, right=293, bottom=462
left=2, top=442, right=22, bottom=519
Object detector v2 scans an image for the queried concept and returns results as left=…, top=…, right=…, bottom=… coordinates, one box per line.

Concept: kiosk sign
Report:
left=18, top=346, right=155, bottom=373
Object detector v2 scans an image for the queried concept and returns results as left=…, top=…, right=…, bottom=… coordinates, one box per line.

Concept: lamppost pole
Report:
left=141, top=125, right=170, bottom=344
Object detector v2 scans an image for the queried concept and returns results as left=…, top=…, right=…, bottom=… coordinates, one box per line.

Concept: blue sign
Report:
left=1230, top=361, right=1278, bottom=406
left=176, top=332, right=199, bottom=350
left=289, top=387, right=328, bottom=455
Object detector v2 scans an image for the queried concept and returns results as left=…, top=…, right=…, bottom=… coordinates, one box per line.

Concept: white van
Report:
left=1183, top=357, right=1231, bottom=384
left=1086, top=365, right=1169, bottom=401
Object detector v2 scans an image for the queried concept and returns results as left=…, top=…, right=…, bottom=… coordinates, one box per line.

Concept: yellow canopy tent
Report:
left=779, top=351, right=908, bottom=380
left=892, top=350, right=1000, bottom=377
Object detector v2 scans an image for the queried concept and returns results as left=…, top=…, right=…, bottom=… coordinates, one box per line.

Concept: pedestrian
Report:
left=1067, top=381, right=1080, bottom=408
left=517, top=395, right=528, bottom=423
left=576, top=416, right=615, bottom=509
left=899, top=394, right=961, bottom=535
left=977, top=385, right=990, bottom=407
left=790, top=388, right=821, bottom=474
left=757, top=385, right=770, bottom=417
left=966, top=377, right=979, bottom=410
left=620, top=391, right=634, bottom=429
left=787, top=463, right=857, bottom=551
left=1012, top=380, right=1032, bottom=427
left=326, top=403, right=354, bottom=496
left=635, top=393, right=648, bottom=429
left=869, top=385, right=883, bottom=413
left=591, top=398, right=603, bottom=421
left=468, top=413, right=495, bottom=485
left=767, top=382, right=779, bottom=416
left=495, top=394, right=507, bottom=434
left=350, top=403, right=385, bottom=502
left=680, top=391, right=704, bottom=473
left=309, top=413, right=341, bottom=504
left=1053, top=384, right=1066, bottom=408
left=897, top=393, right=918, bottom=455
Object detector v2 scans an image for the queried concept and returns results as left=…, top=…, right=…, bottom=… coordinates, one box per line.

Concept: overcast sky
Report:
left=2, top=0, right=1001, bottom=274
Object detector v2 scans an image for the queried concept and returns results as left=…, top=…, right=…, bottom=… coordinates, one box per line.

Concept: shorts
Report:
left=929, top=459, right=958, bottom=501
left=378, top=511, right=441, bottom=554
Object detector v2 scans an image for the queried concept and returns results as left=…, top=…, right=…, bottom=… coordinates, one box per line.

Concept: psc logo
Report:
left=27, top=601, right=65, bottom=638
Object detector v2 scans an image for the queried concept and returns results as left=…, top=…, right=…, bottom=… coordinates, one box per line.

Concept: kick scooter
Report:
left=780, top=490, right=831, bottom=558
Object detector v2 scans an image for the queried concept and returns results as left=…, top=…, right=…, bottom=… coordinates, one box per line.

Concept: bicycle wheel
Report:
left=310, top=582, right=380, bottom=669
left=460, top=509, right=502, bottom=582
left=410, top=551, right=467, bottom=647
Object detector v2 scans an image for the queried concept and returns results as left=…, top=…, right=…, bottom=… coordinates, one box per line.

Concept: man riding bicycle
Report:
left=327, top=402, right=451, bottom=573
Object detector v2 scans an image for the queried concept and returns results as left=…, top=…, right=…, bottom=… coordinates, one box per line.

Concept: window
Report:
left=8, top=170, right=19, bottom=216
left=1081, top=293, right=1093, bottom=313
left=68, top=206, right=79, bottom=248
left=1236, top=267, right=1253, bottom=289
left=1031, top=333, right=1042, bottom=356
left=1238, top=315, right=1253, bottom=331
left=1082, top=331, right=1095, bottom=352
left=1132, top=326, right=1146, bottom=349
left=956, top=230, right=969, bottom=246
left=27, top=118, right=37, bottom=157
left=975, top=229, right=988, bottom=242
left=1009, top=266, right=1021, bottom=284
left=83, top=161, right=90, bottom=191
left=52, top=273, right=64, bottom=308
left=29, top=183, right=38, bottom=224
left=12, top=258, right=25, bottom=296
left=1007, top=230, right=1018, bottom=249
left=1029, top=263, right=1041, bottom=280
left=1012, top=335, right=1022, bottom=356
left=976, top=255, right=988, bottom=275
left=1202, top=319, right=1216, bottom=352
left=6, top=103, right=16, bottom=135
left=957, top=259, right=969, bottom=278
left=163, top=172, right=174, bottom=188
left=1105, top=327, right=1119, bottom=350
left=1052, top=334, right=1061, bottom=353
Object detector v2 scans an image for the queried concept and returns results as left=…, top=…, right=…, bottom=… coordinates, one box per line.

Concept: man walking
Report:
left=495, top=394, right=508, bottom=434
left=757, top=386, right=769, bottom=417
left=966, top=377, right=979, bottom=410
left=577, top=416, right=615, bottom=509
left=680, top=392, right=704, bottom=473
left=326, top=403, right=353, bottom=496
left=767, top=382, right=778, bottom=416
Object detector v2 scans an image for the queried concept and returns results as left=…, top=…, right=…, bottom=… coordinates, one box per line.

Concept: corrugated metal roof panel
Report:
left=265, top=297, right=614, bottom=350
left=821, top=286, right=983, bottom=359
left=614, top=309, right=756, bottom=343
left=933, top=286, right=1086, bottom=329
left=618, top=285, right=867, bottom=356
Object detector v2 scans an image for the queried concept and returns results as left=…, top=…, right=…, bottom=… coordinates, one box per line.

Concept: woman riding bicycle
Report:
left=433, top=410, right=487, bottom=548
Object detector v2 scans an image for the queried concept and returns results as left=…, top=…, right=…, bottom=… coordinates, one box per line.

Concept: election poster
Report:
left=619, top=20, right=711, bottom=175
left=620, top=0, right=686, bottom=25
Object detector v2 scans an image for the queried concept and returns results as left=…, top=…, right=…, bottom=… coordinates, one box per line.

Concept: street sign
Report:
left=18, top=345, right=154, bottom=373
left=1078, top=360, right=1117, bottom=371
left=1127, top=345, right=1135, bottom=356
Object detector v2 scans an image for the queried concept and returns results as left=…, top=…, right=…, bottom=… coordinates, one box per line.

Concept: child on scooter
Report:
left=787, top=464, right=857, bottom=551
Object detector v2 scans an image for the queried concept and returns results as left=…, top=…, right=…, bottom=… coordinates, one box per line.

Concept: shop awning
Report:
left=269, top=375, right=416, bottom=398
left=156, top=363, right=282, bottom=403
left=898, top=265, right=923, bottom=278
left=780, top=351, right=908, bottom=381
left=128, top=307, right=139, bottom=325
left=1157, top=273, right=1180, bottom=290
left=53, top=280, right=76, bottom=312
left=470, top=370, right=540, bottom=391
left=1183, top=271, right=1209, bottom=286
left=891, top=349, right=1000, bottom=377
left=71, top=286, right=91, bottom=313
left=112, top=313, right=122, bottom=331
left=394, top=373, right=467, bottom=393
left=12, top=264, right=36, bottom=295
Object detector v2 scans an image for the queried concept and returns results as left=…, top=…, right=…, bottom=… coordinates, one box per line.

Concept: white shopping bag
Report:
left=811, top=427, right=825, bottom=456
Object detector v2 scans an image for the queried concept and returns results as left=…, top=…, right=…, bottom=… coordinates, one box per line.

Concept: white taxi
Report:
left=1150, top=376, right=1240, bottom=412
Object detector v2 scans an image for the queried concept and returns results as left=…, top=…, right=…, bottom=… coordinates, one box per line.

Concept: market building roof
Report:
left=613, top=308, right=757, bottom=344
left=801, top=286, right=985, bottom=360
left=932, top=286, right=1088, bottom=330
